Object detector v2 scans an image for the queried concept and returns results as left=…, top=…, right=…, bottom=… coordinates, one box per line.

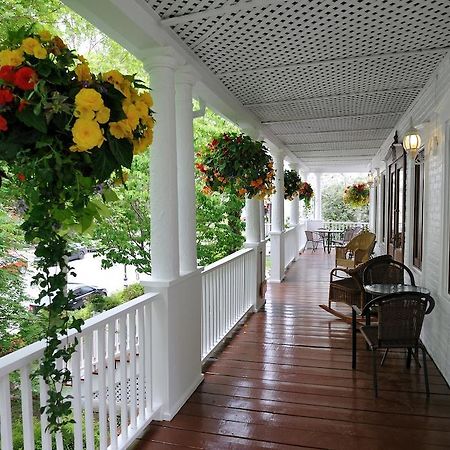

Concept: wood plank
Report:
left=135, top=251, right=450, bottom=449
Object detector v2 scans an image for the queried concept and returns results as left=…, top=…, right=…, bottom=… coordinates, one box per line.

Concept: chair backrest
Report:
left=349, top=254, right=393, bottom=285
left=351, top=226, right=363, bottom=238
left=342, top=228, right=354, bottom=242
left=363, top=259, right=415, bottom=286
left=305, top=230, right=320, bottom=241
left=374, top=293, right=435, bottom=348
left=346, top=231, right=376, bottom=252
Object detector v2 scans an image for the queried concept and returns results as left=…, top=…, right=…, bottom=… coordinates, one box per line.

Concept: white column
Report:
left=272, top=150, right=285, bottom=233
left=259, top=200, right=266, bottom=241
left=270, top=149, right=285, bottom=282
left=145, top=51, right=180, bottom=281
left=245, top=198, right=261, bottom=244
left=175, top=66, right=197, bottom=274
left=313, top=172, right=322, bottom=220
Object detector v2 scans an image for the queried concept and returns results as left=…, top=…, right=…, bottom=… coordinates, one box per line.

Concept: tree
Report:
left=322, top=181, right=369, bottom=222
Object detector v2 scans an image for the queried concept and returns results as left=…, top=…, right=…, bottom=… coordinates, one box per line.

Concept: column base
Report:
left=269, top=231, right=285, bottom=283
left=244, top=241, right=267, bottom=310
left=141, top=269, right=203, bottom=420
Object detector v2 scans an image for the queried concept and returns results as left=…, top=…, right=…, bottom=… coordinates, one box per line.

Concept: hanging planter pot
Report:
left=343, top=182, right=370, bottom=207
left=196, top=132, right=275, bottom=199
left=0, top=25, right=154, bottom=431
left=283, top=169, right=302, bottom=200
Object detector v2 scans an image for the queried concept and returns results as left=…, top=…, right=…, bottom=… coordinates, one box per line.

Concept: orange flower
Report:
left=17, top=172, right=26, bottom=182
left=0, top=115, right=7, bottom=132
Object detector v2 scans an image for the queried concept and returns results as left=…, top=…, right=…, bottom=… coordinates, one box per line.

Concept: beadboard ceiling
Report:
left=142, top=0, right=450, bottom=171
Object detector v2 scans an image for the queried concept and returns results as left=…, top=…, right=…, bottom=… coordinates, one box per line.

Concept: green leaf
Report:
left=91, top=146, right=117, bottom=181
left=103, top=188, right=119, bottom=203
left=108, top=135, right=133, bottom=169
left=16, top=107, right=47, bottom=134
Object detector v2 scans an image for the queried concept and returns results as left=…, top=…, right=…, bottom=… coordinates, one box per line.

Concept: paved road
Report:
left=25, top=253, right=140, bottom=298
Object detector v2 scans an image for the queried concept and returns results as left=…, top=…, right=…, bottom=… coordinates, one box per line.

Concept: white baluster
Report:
left=137, top=307, right=145, bottom=424
left=71, top=339, right=83, bottom=450
left=20, top=365, right=35, bottom=450
left=107, top=321, right=118, bottom=449
left=0, top=375, right=13, bottom=450
left=129, top=309, right=138, bottom=431
left=39, top=377, right=52, bottom=450
left=119, top=314, right=128, bottom=442
left=84, top=332, right=95, bottom=450
left=144, top=304, right=152, bottom=414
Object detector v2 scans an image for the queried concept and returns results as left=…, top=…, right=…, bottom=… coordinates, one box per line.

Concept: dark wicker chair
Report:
left=362, top=258, right=415, bottom=286
left=320, top=254, right=393, bottom=323
left=352, top=292, right=435, bottom=397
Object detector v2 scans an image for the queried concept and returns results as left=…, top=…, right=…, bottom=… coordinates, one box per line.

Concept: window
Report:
left=381, top=173, right=386, bottom=243
left=412, top=152, right=424, bottom=269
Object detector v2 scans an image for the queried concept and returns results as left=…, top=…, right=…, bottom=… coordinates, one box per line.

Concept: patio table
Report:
left=317, top=229, right=343, bottom=254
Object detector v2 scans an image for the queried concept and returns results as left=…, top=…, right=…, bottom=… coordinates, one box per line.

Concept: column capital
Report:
left=240, top=123, right=261, bottom=140
left=289, top=161, right=300, bottom=172
left=142, top=47, right=179, bottom=70
left=270, top=147, right=286, bottom=159
left=175, top=65, right=198, bottom=87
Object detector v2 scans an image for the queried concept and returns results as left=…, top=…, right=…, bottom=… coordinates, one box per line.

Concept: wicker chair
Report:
left=304, top=230, right=324, bottom=252
left=352, top=292, right=435, bottom=397
left=320, top=254, right=393, bottom=323
left=363, top=258, right=415, bottom=287
left=335, top=231, right=376, bottom=269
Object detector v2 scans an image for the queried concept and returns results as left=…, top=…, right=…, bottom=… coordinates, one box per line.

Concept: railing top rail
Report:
left=202, top=247, right=254, bottom=274
left=0, top=291, right=160, bottom=377
left=284, top=226, right=296, bottom=234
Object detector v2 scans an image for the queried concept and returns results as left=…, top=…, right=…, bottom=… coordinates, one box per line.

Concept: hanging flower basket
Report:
left=298, top=181, right=314, bottom=208
left=0, top=26, right=154, bottom=431
left=343, top=182, right=370, bottom=207
left=196, top=132, right=275, bottom=199
left=284, top=169, right=302, bottom=200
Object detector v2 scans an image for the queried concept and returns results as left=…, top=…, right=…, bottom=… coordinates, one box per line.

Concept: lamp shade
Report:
left=402, top=122, right=422, bottom=157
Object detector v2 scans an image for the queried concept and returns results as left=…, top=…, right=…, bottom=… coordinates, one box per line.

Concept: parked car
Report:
left=68, top=244, right=87, bottom=261
left=0, top=253, right=28, bottom=274
left=28, top=283, right=107, bottom=313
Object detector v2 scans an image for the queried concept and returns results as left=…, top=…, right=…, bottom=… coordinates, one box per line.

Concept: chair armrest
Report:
left=352, top=305, right=362, bottom=316
left=335, top=246, right=347, bottom=259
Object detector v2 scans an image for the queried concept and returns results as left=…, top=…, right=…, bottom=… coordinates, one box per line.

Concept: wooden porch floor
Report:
left=134, top=251, right=450, bottom=450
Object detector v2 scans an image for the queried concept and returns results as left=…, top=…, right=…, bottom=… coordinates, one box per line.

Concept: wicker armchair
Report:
left=363, top=258, right=415, bottom=286
left=335, top=231, right=376, bottom=269
left=352, top=292, right=435, bottom=397
left=320, top=254, right=393, bottom=323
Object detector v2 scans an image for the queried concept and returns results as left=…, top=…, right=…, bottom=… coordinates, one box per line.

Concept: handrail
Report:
left=202, top=247, right=253, bottom=273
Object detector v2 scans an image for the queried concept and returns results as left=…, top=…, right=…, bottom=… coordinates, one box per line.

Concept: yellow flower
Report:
left=109, top=120, right=132, bottom=139
left=74, top=63, right=92, bottom=82
left=21, top=37, right=40, bottom=55
left=77, top=55, right=87, bottom=64
left=103, top=70, right=124, bottom=87
left=140, top=92, right=153, bottom=108
left=133, top=129, right=153, bottom=154
left=33, top=45, right=47, bottom=59
left=95, top=106, right=110, bottom=124
left=0, top=49, right=24, bottom=67
left=124, top=104, right=139, bottom=129
left=113, top=172, right=129, bottom=186
left=38, top=29, right=52, bottom=41
left=134, top=100, right=149, bottom=117
left=71, top=118, right=104, bottom=151
left=74, top=108, right=95, bottom=120
left=75, top=88, right=104, bottom=112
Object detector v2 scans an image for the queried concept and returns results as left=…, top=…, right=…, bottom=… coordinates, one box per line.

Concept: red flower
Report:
left=0, top=66, right=15, bottom=84
left=17, top=173, right=26, bottom=182
left=0, top=115, right=7, bottom=132
left=14, top=67, right=38, bottom=91
left=18, top=99, right=28, bottom=112
left=0, top=88, right=14, bottom=105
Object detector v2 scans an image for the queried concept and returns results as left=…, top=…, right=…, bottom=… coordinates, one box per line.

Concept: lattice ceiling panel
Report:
left=266, top=112, right=402, bottom=134
left=221, top=52, right=444, bottom=105
left=159, top=0, right=450, bottom=73
left=288, top=140, right=385, bottom=152
left=249, top=89, right=421, bottom=122
left=142, top=0, right=450, bottom=170
left=279, top=129, right=391, bottom=145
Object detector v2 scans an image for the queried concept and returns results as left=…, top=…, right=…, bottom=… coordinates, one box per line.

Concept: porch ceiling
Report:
left=140, top=0, right=450, bottom=172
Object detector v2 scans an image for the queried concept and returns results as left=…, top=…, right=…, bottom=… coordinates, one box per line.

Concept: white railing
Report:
left=284, top=226, right=297, bottom=268
left=321, top=220, right=369, bottom=232
left=0, top=292, right=161, bottom=450
left=201, top=248, right=255, bottom=361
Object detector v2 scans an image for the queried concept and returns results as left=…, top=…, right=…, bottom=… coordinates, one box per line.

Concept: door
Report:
left=387, top=154, right=406, bottom=262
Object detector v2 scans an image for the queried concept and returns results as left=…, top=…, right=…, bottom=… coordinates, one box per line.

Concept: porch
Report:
left=134, top=251, right=450, bottom=450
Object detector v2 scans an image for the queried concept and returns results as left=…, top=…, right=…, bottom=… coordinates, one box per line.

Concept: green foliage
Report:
left=196, top=133, right=275, bottom=199
left=196, top=189, right=245, bottom=265
left=12, top=414, right=100, bottom=449
left=298, top=181, right=314, bottom=209
left=284, top=169, right=302, bottom=200
left=94, top=153, right=151, bottom=274
left=343, top=182, right=370, bottom=208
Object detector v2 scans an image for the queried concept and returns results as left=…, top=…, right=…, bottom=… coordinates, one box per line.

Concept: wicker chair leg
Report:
left=406, top=348, right=412, bottom=368
left=422, top=346, right=430, bottom=398
left=380, top=349, right=389, bottom=367
left=372, top=350, right=378, bottom=397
